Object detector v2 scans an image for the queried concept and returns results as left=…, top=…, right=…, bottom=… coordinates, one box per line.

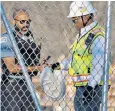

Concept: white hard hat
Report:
left=67, top=1, right=97, bottom=18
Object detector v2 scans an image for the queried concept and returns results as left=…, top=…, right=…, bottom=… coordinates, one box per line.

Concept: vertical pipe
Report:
left=0, top=1, right=1, bottom=108
left=0, top=3, right=41, bottom=111
left=102, top=1, right=112, bottom=111
left=0, top=2, right=2, bottom=110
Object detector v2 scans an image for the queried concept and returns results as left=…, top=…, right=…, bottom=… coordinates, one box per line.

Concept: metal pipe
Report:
left=102, top=1, right=112, bottom=111
left=0, top=3, right=41, bottom=111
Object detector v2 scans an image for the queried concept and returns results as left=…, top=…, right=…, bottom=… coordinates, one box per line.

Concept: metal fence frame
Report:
left=102, top=1, right=113, bottom=111
left=0, top=3, right=41, bottom=111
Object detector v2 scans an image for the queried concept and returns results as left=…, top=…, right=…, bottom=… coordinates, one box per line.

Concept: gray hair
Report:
left=13, top=8, right=29, bottom=19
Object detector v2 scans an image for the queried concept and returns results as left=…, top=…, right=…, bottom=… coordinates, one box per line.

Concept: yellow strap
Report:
left=70, top=74, right=89, bottom=77
left=71, top=80, right=111, bottom=87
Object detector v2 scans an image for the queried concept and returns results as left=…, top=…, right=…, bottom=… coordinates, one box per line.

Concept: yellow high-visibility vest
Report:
left=69, top=23, right=111, bottom=86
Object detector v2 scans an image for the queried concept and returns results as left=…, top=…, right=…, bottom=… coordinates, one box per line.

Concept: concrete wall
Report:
left=1, top=1, right=115, bottom=63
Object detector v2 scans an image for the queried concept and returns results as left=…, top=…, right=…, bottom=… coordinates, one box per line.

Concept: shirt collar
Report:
left=80, top=21, right=98, bottom=37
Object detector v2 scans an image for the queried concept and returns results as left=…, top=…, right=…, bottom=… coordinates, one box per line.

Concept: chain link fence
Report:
left=0, top=1, right=115, bottom=111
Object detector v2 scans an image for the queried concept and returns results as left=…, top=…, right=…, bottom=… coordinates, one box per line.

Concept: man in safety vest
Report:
left=67, top=1, right=111, bottom=111
left=52, top=1, right=111, bottom=111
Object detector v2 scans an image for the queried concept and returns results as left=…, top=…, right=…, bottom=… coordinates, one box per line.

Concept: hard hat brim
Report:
left=67, top=9, right=97, bottom=18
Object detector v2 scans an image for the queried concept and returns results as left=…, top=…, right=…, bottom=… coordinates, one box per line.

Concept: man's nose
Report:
left=23, top=22, right=30, bottom=27
left=23, top=22, right=28, bottom=26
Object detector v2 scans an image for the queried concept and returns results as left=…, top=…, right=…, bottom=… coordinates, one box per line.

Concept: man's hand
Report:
left=51, top=62, right=60, bottom=70
left=39, top=64, right=47, bottom=72
left=41, top=56, right=51, bottom=65
left=39, top=56, right=51, bottom=72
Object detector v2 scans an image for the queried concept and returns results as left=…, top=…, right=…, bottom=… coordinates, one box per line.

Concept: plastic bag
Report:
left=40, top=67, right=66, bottom=100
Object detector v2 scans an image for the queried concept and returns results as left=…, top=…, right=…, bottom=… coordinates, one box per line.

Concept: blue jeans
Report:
left=74, top=85, right=102, bottom=111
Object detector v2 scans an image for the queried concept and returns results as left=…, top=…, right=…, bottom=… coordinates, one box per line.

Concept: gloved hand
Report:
left=51, top=62, right=60, bottom=70
left=83, top=85, right=96, bottom=104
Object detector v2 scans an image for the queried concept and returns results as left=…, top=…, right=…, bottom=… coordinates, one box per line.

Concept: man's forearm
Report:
left=27, top=65, right=43, bottom=72
left=60, top=57, right=72, bottom=70
left=10, top=65, right=43, bottom=74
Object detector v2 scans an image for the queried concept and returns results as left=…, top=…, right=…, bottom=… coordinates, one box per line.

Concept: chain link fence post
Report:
left=0, top=3, right=41, bottom=111
left=102, top=1, right=113, bottom=111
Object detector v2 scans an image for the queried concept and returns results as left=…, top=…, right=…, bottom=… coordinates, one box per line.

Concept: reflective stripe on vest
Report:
left=69, top=23, right=111, bottom=86
left=72, top=81, right=111, bottom=87
left=70, top=75, right=111, bottom=86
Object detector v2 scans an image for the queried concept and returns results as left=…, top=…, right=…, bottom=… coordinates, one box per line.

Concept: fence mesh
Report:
left=1, top=1, right=115, bottom=111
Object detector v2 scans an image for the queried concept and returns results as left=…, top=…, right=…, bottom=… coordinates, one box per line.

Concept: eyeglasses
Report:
left=72, top=19, right=78, bottom=23
left=14, top=19, right=31, bottom=24
left=72, top=17, right=80, bottom=23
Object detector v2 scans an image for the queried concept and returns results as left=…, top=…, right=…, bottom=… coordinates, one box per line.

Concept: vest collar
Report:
left=80, top=21, right=98, bottom=38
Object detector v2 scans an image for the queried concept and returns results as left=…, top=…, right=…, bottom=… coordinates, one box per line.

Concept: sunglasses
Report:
left=72, top=19, right=78, bottom=24
left=72, top=17, right=80, bottom=23
left=14, top=19, right=31, bottom=24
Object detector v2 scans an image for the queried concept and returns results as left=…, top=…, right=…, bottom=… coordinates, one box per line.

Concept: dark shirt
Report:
left=1, top=30, right=41, bottom=79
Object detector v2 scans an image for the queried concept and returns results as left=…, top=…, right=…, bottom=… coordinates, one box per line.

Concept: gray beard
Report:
left=14, top=24, right=29, bottom=35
